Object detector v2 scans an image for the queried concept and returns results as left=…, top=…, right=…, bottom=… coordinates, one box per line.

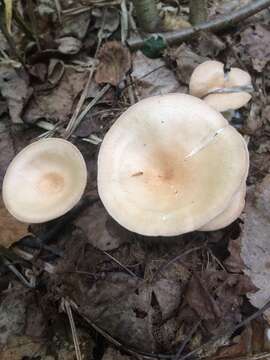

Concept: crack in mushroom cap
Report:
left=200, top=183, right=246, bottom=231
left=189, top=60, right=252, bottom=112
left=98, top=94, right=249, bottom=236
left=2, top=138, right=87, bottom=223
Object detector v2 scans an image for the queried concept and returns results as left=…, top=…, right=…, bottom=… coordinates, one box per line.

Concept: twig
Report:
left=121, top=0, right=129, bottom=44
left=151, top=246, right=203, bottom=282
left=65, top=68, right=95, bottom=137
left=102, top=250, right=139, bottom=278
left=181, top=299, right=270, bottom=360
left=63, top=299, right=83, bottom=360
left=64, top=84, right=111, bottom=138
left=2, top=257, right=36, bottom=288
left=173, top=320, right=201, bottom=360
left=127, top=0, right=270, bottom=49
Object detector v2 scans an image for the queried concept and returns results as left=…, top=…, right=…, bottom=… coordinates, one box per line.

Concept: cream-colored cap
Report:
left=2, top=138, right=87, bottom=223
left=200, top=184, right=246, bottom=231
left=189, top=60, right=252, bottom=112
left=98, top=94, right=249, bottom=236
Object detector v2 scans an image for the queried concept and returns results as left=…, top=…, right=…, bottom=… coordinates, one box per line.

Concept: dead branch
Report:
left=127, top=0, right=270, bottom=49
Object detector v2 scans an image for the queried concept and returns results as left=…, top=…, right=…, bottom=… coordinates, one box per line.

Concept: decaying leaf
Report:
left=131, top=51, right=182, bottom=98
left=24, top=68, right=87, bottom=124
left=162, top=12, right=191, bottom=31
left=0, top=198, right=29, bottom=248
left=0, top=65, right=32, bottom=124
left=95, top=41, right=131, bottom=86
left=167, top=44, right=208, bottom=85
left=56, top=36, right=82, bottom=55
left=75, top=202, right=130, bottom=251
left=102, top=347, right=131, bottom=360
left=241, top=24, right=270, bottom=72
left=241, top=175, right=270, bottom=320
left=224, top=237, right=245, bottom=273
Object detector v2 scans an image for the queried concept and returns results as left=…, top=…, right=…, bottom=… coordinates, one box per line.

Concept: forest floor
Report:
left=1, top=0, right=270, bottom=359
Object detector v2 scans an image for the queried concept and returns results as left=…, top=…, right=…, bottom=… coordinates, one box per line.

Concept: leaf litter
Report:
left=1, top=0, right=270, bottom=359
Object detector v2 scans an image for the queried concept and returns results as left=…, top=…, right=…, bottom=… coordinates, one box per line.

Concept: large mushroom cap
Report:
left=98, top=94, right=249, bottom=236
left=189, top=60, right=252, bottom=112
left=3, top=138, right=87, bottom=223
left=200, top=184, right=246, bottom=231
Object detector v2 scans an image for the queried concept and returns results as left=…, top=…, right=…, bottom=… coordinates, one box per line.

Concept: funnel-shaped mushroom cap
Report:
left=98, top=94, right=249, bottom=236
left=189, top=60, right=252, bottom=112
left=3, top=138, right=87, bottom=223
left=200, top=184, right=246, bottom=231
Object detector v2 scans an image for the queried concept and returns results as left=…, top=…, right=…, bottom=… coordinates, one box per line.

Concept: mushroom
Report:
left=2, top=138, right=87, bottom=223
left=98, top=94, right=249, bottom=236
left=189, top=60, right=252, bottom=112
left=200, top=184, right=246, bottom=231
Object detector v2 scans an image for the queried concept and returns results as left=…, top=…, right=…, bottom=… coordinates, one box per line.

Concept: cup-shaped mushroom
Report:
left=2, top=138, right=87, bottom=223
left=98, top=94, right=249, bottom=236
left=200, top=184, right=246, bottom=231
left=189, top=60, right=252, bottom=112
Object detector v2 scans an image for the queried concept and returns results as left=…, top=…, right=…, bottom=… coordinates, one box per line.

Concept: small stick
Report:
left=63, top=299, right=83, bottom=360
left=65, top=84, right=111, bottom=138
left=173, top=320, right=201, bottom=360
left=151, top=246, right=203, bottom=282
left=102, top=250, right=139, bottom=278
left=127, top=0, right=270, bottom=49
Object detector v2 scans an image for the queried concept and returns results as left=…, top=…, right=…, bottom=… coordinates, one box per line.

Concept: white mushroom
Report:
left=2, top=138, right=87, bottom=223
left=98, top=94, right=249, bottom=236
left=200, top=184, right=246, bottom=231
left=189, top=60, right=252, bottom=112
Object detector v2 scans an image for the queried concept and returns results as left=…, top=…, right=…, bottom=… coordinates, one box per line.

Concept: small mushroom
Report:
left=98, top=94, right=249, bottom=236
left=2, top=138, right=87, bottom=223
left=189, top=60, right=252, bottom=112
left=200, top=184, right=246, bottom=231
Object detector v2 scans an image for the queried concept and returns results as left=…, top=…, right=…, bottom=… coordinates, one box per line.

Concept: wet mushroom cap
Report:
left=2, top=138, right=87, bottom=223
left=98, top=94, right=249, bottom=236
left=189, top=60, right=252, bottom=112
left=200, top=184, right=246, bottom=231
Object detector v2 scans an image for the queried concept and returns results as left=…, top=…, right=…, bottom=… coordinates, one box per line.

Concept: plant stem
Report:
left=189, top=0, right=207, bottom=25
left=132, top=0, right=159, bottom=32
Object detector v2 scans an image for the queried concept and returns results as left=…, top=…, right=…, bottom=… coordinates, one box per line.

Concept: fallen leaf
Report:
left=0, top=65, right=32, bottom=124
left=162, top=12, right=191, bottom=31
left=102, top=347, right=131, bottom=360
left=0, top=197, right=29, bottom=248
left=24, top=68, right=87, bottom=124
left=224, top=237, right=245, bottom=273
left=56, top=36, right=82, bottom=54
left=59, top=12, right=91, bottom=39
left=241, top=175, right=270, bottom=320
left=75, top=202, right=130, bottom=251
left=241, top=24, right=270, bottom=72
left=167, top=44, right=208, bottom=85
left=93, top=7, right=120, bottom=34
left=95, top=41, right=131, bottom=86
left=131, top=51, right=182, bottom=98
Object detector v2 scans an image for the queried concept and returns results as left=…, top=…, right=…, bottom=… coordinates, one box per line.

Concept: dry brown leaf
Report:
left=224, top=237, right=245, bottom=273
left=102, top=347, right=132, bottom=360
left=0, top=65, right=32, bottom=124
left=24, top=68, right=87, bottom=124
left=241, top=24, right=270, bottom=72
left=131, top=51, right=182, bottom=97
left=241, top=175, right=270, bottom=320
left=0, top=198, right=29, bottom=248
left=95, top=41, right=131, bottom=86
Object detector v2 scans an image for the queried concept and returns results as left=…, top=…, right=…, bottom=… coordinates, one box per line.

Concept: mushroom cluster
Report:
left=2, top=138, right=87, bottom=223
left=98, top=94, right=249, bottom=236
left=189, top=60, right=252, bottom=112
